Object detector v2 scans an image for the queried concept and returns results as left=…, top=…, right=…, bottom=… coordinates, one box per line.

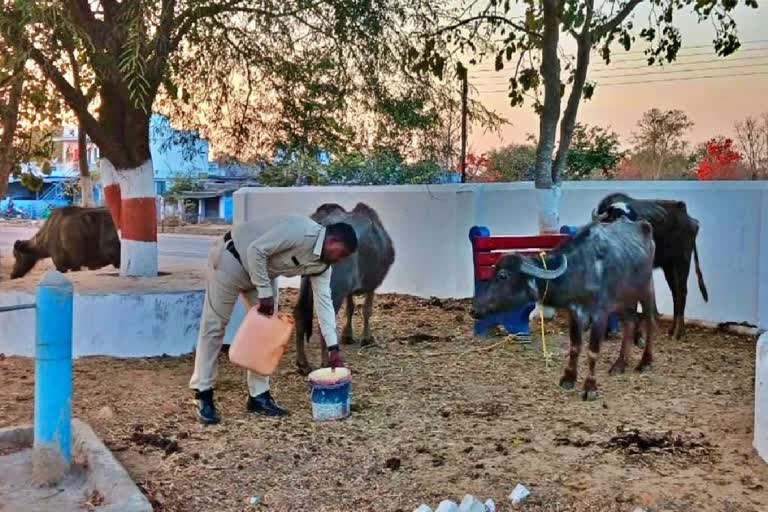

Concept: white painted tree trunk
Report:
left=536, top=185, right=562, bottom=234
left=530, top=186, right=562, bottom=320
left=113, top=160, right=158, bottom=277
left=79, top=175, right=94, bottom=207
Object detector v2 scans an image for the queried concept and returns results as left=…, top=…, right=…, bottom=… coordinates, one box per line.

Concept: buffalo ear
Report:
left=13, top=240, right=23, bottom=250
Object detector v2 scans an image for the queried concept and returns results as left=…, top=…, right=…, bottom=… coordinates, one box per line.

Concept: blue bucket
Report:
left=308, top=367, right=352, bottom=421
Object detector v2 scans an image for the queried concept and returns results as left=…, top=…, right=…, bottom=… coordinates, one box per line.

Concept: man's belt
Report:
left=223, top=231, right=242, bottom=265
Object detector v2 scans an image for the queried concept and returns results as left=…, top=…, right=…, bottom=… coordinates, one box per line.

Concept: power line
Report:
left=468, top=44, right=768, bottom=74
left=601, top=70, right=768, bottom=86
left=591, top=62, right=768, bottom=79
left=469, top=60, right=768, bottom=86
left=473, top=70, right=768, bottom=92
left=590, top=54, right=768, bottom=72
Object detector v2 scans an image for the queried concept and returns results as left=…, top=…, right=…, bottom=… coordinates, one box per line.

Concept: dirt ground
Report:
left=1, top=290, right=766, bottom=512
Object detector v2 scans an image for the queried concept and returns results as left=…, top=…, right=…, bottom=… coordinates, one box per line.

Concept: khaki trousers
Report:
left=189, top=237, right=279, bottom=397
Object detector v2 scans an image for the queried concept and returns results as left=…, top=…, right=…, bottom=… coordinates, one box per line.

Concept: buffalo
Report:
left=294, top=202, right=395, bottom=374
left=475, top=219, right=657, bottom=400
left=594, top=192, right=708, bottom=339
left=11, top=206, right=120, bottom=279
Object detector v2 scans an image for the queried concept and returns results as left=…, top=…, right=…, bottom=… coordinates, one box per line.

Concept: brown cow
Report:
left=11, top=206, right=120, bottom=279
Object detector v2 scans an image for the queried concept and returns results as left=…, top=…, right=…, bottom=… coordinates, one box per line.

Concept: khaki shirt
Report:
left=232, top=216, right=338, bottom=347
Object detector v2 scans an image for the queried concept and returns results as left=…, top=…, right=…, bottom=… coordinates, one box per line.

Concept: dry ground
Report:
left=1, top=290, right=766, bottom=512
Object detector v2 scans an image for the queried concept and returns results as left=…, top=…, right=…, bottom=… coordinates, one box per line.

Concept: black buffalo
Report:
left=294, top=202, right=395, bottom=374
left=11, top=206, right=120, bottom=279
left=594, top=193, right=708, bottom=339
left=475, top=219, right=657, bottom=400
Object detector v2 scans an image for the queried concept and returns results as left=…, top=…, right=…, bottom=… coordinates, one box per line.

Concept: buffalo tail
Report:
left=693, top=241, right=708, bottom=302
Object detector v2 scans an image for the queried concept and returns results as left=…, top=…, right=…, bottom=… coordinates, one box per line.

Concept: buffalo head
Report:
left=10, top=240, right=39, bottom=279
left=474, top=253, right=567, bottom=317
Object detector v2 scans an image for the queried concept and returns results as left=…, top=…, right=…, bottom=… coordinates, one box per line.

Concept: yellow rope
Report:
left=539, top=251, right=553, bottom=368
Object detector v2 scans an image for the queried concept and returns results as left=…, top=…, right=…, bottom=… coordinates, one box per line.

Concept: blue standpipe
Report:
left=34, top=271, right=74, bottom=465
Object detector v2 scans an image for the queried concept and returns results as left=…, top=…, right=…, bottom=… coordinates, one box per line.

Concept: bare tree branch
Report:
left=25, top=42, right=120, bottom=162
left=593, top=0, right=643, bottom=39
left=432, top=14, right=540, bottom=39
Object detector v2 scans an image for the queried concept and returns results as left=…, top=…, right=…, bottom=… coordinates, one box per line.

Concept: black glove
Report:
left=257, top=297, right=275, bottom=316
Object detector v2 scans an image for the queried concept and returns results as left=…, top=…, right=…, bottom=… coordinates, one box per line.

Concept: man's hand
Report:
left=328, top=346, right=345, bottom=370
left=257, top=297, right=275, bottom=316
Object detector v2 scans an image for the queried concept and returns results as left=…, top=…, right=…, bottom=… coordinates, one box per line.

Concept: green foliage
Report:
left=564, top=123, right=625, bottom=180
left=325, top=150, right=442, bottom=185
left=258, top=150, right=444, bottom=187
left=118, top=1, right=151, bottom=113
left=631, top=108, right=695, bottom=179
left=19, top=172, right=43, bottom=192
left=162, top=174, right=204, bottom=204
left=258, top=153, right=329, bottom=187
left=485, top=144, right=536, bottom=181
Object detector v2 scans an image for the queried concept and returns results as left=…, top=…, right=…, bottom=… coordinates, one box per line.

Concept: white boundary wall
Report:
left=1, top=180, right=766, bottom=358
left=0, top=289, right=246, bottom=357
left=236, top=181, right=768, bottom=329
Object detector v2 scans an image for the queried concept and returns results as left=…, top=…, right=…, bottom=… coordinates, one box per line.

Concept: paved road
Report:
left=0, top=225, right=215, bottom=263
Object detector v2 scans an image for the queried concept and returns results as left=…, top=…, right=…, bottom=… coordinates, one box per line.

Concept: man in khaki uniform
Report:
left=189, top=215, right=358, bottom=424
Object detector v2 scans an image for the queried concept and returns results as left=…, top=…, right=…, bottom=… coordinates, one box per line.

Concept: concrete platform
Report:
left=0, top=288, right=246, bottom=357
left=0, top=419, right=152, bottom=511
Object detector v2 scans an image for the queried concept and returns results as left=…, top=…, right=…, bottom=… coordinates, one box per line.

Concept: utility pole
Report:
left=459, top=73, right=468, bottom=183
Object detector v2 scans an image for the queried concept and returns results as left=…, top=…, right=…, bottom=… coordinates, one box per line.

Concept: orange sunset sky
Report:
left=468, top=3, right=768, bottom=153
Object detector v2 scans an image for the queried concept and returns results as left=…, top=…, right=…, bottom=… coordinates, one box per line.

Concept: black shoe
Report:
left=246, top=391, right=289, bottom=417
left=195, top=389, right=221, bottom=425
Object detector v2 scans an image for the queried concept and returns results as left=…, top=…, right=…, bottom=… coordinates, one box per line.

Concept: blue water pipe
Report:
left=34, top=271, right=74, bottom=465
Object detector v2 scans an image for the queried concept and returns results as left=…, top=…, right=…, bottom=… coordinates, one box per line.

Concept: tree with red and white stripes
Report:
left=1, top=0, right=461, bottom=276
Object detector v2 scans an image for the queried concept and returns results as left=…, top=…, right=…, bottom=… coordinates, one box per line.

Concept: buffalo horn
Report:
left=519, top=255, right=568, bottom=280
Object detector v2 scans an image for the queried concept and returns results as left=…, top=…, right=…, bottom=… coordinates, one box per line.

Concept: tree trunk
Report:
left=113, top=159, right=158, bottom=277
left=78, top=124, right=94, bottom=206
left=0, top=72, right=24, bottom=200
left=552, top=25, right=592, bottom=182
left=534, top=0, right=562, bottom=233
left=95, top=93, right=157, bottom=277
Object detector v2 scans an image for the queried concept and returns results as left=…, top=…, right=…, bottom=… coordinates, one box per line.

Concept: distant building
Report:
left=150, top=114, right=213, bottom=195
left=3, top=114, right=219, bottom=217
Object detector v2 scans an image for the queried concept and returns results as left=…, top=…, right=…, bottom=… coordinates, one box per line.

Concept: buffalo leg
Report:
left=636, top=286, right=657, bottom=372
left=583, top=314, right=608, bottom=401
left=610, top=309, right=636, bottom=375
left=361, top=292, right=375, bottom=346
left=662, top=265, right=680, bottom=338
left=293, top=297, right=313, bottom=375
left=560, top=313, right=583, bottom=391
left=671, top=254, right=692, bottom=339
left=341, top=295, right=355, bottom=344
left=294, top=323, right=312, bottom=376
